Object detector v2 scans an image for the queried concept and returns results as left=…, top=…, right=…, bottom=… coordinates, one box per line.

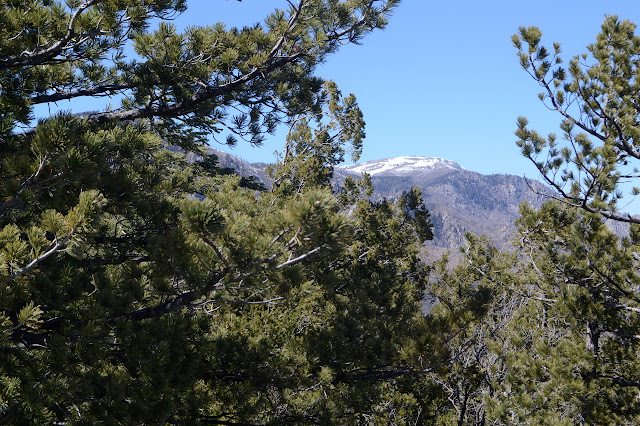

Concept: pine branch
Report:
left=523, top=176, right=640, bottom=224
left=31, top=83, right=134, bottom=104
left=276, top=246, right=322, bottom=269
left=119, top=268, right=229, bottom=321
left=0, top=170, right=66, bottom=219
left=89, top=54, right=305, bottom=124
left=336, top=365, right=430, bottom=382
left=0, top=0, right=105, bottom=69
left=525, top=52, right=608, bottom=144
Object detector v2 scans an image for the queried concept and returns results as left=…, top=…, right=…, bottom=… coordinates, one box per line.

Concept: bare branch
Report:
left=276, top=246, right=321, bottom=269
left=6, top=234, right=73, bottom=282
left=31, top=83, right=133, bottom=104
left=202, top=237, right=231, bottom=269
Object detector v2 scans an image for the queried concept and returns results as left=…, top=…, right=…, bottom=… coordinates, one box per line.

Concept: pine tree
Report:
left=511, top=16, right=640, bottom=420
left=421, top=17, right=640, bottom=424
left=494, top=201, right=640, bottom=424
left=513, top=15, right=640, bottom=223
left=0, top=1, right=444, bottom=423
left=423, top=18, right=640, bottom=423
left=424, top=203, right=640, bottom=424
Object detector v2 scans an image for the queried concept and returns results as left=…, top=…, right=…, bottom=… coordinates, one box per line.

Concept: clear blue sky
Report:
left=175, top=0, right=640, bottom=212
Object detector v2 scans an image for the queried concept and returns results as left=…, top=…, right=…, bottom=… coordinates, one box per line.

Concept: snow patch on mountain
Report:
left=338, top=156, right=464, bottom=176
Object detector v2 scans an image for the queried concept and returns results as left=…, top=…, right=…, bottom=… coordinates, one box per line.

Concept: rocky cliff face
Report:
left=207, top=149, right=271, bottom=187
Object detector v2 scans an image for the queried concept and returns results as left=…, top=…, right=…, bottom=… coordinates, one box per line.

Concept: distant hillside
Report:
left=211, top=151, right=552, bottom=253
left=209, top=149, right=271, bottom=188
left=336, top=157, right=551, bottom=252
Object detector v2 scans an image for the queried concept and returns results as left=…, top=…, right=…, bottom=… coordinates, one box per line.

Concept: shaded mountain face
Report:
left=211, top=150, right=550, bottom=252
left=336, top=157, right=550, bottom=252
left=207, top=149, right=271, bottom=187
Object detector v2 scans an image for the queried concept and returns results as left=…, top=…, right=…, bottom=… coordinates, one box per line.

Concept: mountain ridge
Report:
left=334, top=156, right=551, bottom=252
left=337, top=156, right=465, bottom=176
left=210, top=149, right=551, bottom=253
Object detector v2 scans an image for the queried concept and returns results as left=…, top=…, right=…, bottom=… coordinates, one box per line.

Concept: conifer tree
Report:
left=513, top=15, right=640, bottom=223
left=424, top=236, right=526, bottom=425
left=425, top=203, right=640, bottom=424
left=0, top=1, right=443, bottom=423
left=424, top=18, right=640, bottom=423
left=422, top=18, right=640, bottom=424
left=511, top=16, right=640, bottom=410
left=496, top=201, right=640, bottom=424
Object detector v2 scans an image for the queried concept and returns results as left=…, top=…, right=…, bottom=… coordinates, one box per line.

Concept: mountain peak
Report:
left=338, top=156, right=464, bottom=176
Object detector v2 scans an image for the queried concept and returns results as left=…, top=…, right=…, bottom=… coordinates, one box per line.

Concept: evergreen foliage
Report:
left=423, top=16, right=640, bottom=424
left=8, top=2, right=640, bottom=424
left=0, top=0, right=447, bottom=423
left=427, top=202, right=640, bottom=424
left=509, top=17, right=640, bottom=422
left=513, top=15, right=640, bottom=223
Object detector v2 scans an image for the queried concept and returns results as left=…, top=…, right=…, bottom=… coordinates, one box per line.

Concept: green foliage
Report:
left=422, top=17, right=640, bottom=423
left=268, top=80, right=366, bottom=196
left=499, top=16, right=640, bottom=422
left=423, top=235, right=528, bottom=424
left=513, top=16, right=640, bottom=221
left=425, top=206, right=640, bottom=423
left=500, top=202, right=640, bottom=423
left=424, top=18, right=640, bottom=423
left=0, top=1, right=448, bottom=423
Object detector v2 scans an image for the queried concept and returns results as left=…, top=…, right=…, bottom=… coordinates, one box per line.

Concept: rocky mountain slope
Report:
left=210, top=150, right=552, bottom=252
left=210, top=149, right=271, bottom=187
left=336, top=157, right=551, bottom=252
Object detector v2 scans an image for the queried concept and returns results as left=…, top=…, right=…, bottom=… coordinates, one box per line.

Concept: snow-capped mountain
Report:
left=211, top=150, right=551, bottom=254
left=337, top=156, right=464, bottom=176
left=335, top=156, right=550, bottom=253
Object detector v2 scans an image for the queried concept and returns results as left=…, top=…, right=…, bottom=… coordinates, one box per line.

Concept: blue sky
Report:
left=176, top=0, right=640, bottom=211
left=178, top=1, right=638, bottom=171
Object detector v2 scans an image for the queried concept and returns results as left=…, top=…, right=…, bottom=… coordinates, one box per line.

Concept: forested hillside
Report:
left=336, top=157, right=552, bottom=250
left=1, top=1, right=640, bottom=424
